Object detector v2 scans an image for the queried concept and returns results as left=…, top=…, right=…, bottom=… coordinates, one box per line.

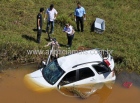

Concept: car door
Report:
left=59, top=67, right=96, bottom=86
left=58, top=67, right=98, bottom=95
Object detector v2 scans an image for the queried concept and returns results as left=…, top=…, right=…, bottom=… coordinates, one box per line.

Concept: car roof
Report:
left=57, top=49, right=103, bottom=72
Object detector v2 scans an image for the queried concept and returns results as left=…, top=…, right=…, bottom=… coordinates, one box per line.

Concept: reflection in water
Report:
left=95, top=84, right=112, bottom=103
left=57, top=82, right=114, bottom=101
left=0, top=64, right=140, bottom=103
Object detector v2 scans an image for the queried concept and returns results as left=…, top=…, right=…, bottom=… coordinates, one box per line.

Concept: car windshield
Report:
left=42, top=60, right=65, bottom=85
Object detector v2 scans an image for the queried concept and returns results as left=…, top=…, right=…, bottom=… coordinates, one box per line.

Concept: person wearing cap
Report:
left=44, top=4, right=58, bottom=40
left=63, top=23, right=75, bottom=49
left=37, top=8, right=44, bottom=43
left=45, top=38, right=60, bottom=60
left=74, top=2, right=86, bottom=32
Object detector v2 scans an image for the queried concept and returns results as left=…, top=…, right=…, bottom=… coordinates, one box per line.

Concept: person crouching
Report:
left=63, top=23, right=75, bottom=49
left=45, top=38, right=60, bottom=61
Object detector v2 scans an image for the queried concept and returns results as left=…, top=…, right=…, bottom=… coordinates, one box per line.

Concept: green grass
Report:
left=0, top=0, right=140, bottom=73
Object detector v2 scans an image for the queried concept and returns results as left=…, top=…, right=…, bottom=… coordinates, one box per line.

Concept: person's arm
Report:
left=44, top=9, right=47, bottom=21
left=54, top=14, right=57, bottom=19
left=83, top=7, right=86, bottom=20
left=44, top=42, right=52, bottom=47
left=56, top=42, right=60, bottom=48
left=74, top=8, right=77, bottom=21
left=54, top=9, right=58, bottom=19
left=47, top=42, right=52, bottom=46
left=38, top=19, right=40, bottom=27
left=74, top=15, right=76, bottom=21
left=37, top=15, right=41, bottom=30
left=44, top=13, right=47, bottom=20
left=84, top=14, right=86, bottom=18
left=63, top=26, right=66, bottom=32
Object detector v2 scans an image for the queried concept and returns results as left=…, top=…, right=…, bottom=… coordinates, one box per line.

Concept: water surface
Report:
left=0, top=64, right=140, bottom=103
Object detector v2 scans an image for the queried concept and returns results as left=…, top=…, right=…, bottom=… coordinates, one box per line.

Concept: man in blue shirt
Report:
left=74, top=2, right=86, bottom=32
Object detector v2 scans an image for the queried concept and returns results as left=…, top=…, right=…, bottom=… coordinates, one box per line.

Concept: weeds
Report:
left=0, top=0, right=139, bottom=73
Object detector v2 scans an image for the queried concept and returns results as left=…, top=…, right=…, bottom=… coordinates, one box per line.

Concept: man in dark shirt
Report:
left=37, top=8, right=44, bottom=43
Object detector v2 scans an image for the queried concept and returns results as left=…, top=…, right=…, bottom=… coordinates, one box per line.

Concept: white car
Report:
left=25, top=49, right=116, bottom=92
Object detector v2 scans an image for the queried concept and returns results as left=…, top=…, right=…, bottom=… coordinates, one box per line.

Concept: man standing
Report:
left=74, top=2, right=86, bottom=32
left=37, top=8, right=44, bottom=43
left=44, top=4, right=58, bottom=40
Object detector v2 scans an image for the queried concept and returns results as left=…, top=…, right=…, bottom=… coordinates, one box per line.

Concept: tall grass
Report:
left=0, top=0, right=140, bottom=73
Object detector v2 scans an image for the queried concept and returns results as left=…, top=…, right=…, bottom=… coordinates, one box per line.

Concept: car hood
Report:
left=29, top=69, right=43, bottom=78
left=26, top=70, right=53, bottom=90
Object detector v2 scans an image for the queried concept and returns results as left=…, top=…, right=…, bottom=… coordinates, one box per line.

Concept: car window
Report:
left=79, top=67, right=95, bottom=80
left=92, top=63, right=110, bottom=74
left=60, top=70, right=76, bottom=85
left=59, top=68, right=95, bottom=86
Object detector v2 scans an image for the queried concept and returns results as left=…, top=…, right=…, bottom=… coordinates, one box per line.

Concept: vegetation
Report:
left=0, top=0, right=140, bottom=73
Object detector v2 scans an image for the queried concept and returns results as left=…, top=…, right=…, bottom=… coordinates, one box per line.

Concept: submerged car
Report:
left=25, top=49, right=116, bottom=91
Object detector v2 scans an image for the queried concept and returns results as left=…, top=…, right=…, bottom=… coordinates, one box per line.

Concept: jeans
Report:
left=76, top=16, right=84, bottom=32
left=46, top=21, right=54, bottom=34
left=67, top=34, right=74, bottom=47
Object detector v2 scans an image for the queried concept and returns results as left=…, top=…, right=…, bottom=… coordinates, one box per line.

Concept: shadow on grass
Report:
left=59, top=43, right=67, bottom=47
left=22, top=34, right=37, bottom=43
left=90, top=21, right=95, bottom=32
left=32, top=29, right=37, bottom=32
left=42, top=30, right=46, bottom=33
left=114, top=56, right=124, bottom=64
left=44, top=38, right=50, bottom=42
left=32, top=29, right=46, bottom=33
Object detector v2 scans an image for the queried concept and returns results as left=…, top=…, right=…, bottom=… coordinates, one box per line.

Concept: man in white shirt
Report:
left=63, top=23, right=75, bottom=49
left=44, top=4, right=58, bottom=40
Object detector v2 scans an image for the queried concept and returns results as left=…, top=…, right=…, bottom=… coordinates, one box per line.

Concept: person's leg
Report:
left=69, top=35, right=74, bottom=47
left=46, top=21, right=50, bottom=33
left=80, top=17, right=84, bottom=32
left=76, top=17, right=80, bottom=32
left=67, top=34, right=70, bottom=46
left=50, top=21, right=54, bottom=34
left=48, top=33, right=51, bottom=40
left=46, top=21, right=51, bottom=40
left=37, top=29, right=42, bottom=43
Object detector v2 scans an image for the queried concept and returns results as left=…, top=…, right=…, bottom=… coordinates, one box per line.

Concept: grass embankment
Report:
left=0, top=0, right=140, bottom=73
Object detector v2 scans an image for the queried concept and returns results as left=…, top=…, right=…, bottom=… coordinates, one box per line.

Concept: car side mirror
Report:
left=57, top=81, right=67, bottom=90
left=38, top=61, right=46, bottom=69
left=42, top=61, right=46, bottom=65
left=57, top=84, right=61, bottom=90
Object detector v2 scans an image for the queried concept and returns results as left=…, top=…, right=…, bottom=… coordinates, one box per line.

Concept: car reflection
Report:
left=57, top=81, right=114, bottom=101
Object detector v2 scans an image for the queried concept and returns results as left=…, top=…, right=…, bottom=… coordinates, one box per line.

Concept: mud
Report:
left=0, top=64, right=140, bottom=103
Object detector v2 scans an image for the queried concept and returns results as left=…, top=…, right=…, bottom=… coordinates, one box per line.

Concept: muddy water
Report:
left=0, top=64, right=140, bottom=103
